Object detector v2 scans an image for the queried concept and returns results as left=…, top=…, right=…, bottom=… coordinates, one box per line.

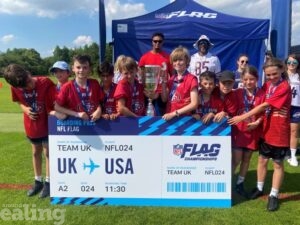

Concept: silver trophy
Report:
left=144, top=65, right=161, bottom=116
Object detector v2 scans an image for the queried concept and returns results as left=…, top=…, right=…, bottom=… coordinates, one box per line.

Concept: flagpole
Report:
left=99, top=0, right=106, bottom=63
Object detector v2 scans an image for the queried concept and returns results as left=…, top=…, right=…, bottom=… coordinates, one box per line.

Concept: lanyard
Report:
left=243, top=88, right=256, bottom=112
left=73, top=80, right=90, bottom=113
left=200, top=93, right=210, bottom=114
left=23, top=89, right=37, bottom=112
left=265, top=78, right=282, bottom=116
left=169, top=71, right=188, bottom=100
left=102, top=83, right=114, bottom=106
left=56, top=84, right=61, bottom=92
left=130, top=80, right=138, bottom=112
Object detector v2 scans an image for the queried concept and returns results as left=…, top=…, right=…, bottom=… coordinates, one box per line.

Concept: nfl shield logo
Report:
left=173, top=144, right=183, bottom=156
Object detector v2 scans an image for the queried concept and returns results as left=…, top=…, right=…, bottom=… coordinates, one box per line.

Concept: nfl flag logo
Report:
left=173, top=144, right=183, bottom=156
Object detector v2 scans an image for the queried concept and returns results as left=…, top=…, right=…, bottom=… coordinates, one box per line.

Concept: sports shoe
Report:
left=250, top=187, right=264, bottom=200
left=39, top=182, right=50, bottom=198
left=267, top=195, right=279, bottom=211
left=27, top=180, right=44, bottom=197
left=287, top=158, right=299, bottom=167
left=235, top=182, right=248, bottom=198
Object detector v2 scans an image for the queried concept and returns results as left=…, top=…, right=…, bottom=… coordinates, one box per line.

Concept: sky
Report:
left=0, top=0, right=299, bottom=58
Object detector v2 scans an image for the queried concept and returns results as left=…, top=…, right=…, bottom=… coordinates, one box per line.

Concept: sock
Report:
left=35, top=176, right=43, bottom=182
left=270, top=188, right=279, bottom=197
left=291, top=148, right=297, bottom=159
left=236, top=176, right=245, bottom=185
left=257, top=182, right=264, bottom=191
left=45, top=176, right=50, bottom=183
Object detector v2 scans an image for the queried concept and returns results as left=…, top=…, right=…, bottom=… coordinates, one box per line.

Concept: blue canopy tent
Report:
left=112, top=0, right=269, bottom=85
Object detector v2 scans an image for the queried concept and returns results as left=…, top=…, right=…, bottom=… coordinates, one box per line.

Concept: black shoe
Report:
left=250, top=187, right=264, bottom=200
left=235, top=182, right=248, bottom=198
left=267, top=195, right=279, bottom=211
left=39, top=182, right=50, bottom=198
left=27, top=180, right=44, bottom=197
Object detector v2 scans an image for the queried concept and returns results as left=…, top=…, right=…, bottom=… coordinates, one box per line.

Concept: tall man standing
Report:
left=138, top=32, right=172, bottom=115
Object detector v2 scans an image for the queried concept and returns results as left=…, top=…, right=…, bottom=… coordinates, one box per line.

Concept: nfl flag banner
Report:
left=49, top=116, right=231, bottom=208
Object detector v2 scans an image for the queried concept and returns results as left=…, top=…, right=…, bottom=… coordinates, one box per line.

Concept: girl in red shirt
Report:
left=229, top=58, right=291, bottom=212
left=231, top=65, right=265, bottom=198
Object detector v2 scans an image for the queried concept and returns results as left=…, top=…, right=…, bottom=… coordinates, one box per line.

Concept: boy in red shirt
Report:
left=3, top=64, right=55, bottom=198
left=229, top=58, right=291, bottom=211
left=98, top=61, right=118, bottom=120
left=213, top=70, right=238, bottom=122
left=114, top=56, right=146, bottom=117
left=192, top=71, right=224, bottom=124
left=161, top=46, right=199, bottom=120
left=55, top=55, right=104, bottom=121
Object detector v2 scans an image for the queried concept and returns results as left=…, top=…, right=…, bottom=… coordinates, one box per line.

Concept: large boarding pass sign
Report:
left=49, top=116, right=231, bottom=208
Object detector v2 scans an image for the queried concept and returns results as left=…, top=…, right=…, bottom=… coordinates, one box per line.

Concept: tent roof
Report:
left=112, top=0, right=269, bottom=40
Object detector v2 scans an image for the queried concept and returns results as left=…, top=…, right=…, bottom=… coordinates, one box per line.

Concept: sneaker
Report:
left=27, top=180, right=43, bottom=197
left=267, top=195, right=279, bottom=211
left=250, top=187, right=264, bottom=200
left=39, top=182, right=50, bottom=198
left=288, top=158, right=299, bottom=167
left=235, top=182, right=248, bottom=198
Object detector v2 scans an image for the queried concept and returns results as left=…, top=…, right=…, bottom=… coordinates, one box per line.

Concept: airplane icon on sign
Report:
left=83, top=158, right=100, bottom=174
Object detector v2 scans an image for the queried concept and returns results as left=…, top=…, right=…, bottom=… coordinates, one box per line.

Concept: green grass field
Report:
left=0, top=77, right=300, bottom=225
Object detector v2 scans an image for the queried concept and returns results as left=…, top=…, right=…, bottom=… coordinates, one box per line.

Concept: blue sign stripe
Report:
left=138, top=116, right=153, bottom=125
left=49, top=116, right=230, bottom=136
left=182, top=122, right=202, bottom=135
left=139, top=118, right=167, bottom=135
left=51, top=197, right=231, bottom=208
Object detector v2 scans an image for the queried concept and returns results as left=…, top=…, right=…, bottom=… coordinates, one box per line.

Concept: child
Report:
left=231, top=65, right=264, bottom=198
left=228, top=58, right=291, bottom=211
left=161, top=46, right=198, bottom=120
left=286, top=54, right=300, bottom=167
left=98, top=61, right=118, bottom=120
left=50, top=61, right=70, bottom=91
left=3, top=64, right=55, bottom=198
left=192, top=71, right=223, bottom=124
left=113, top=54, right=126, bottom=84
left=54, top=55, right=104, bottom=121
left=234, top=53, right=249, bottom=89
left=49, top=61, right=70, bottom=120
left=113, top=56, right=146, bottom=117
left=213, top=70, right=238, bottom=122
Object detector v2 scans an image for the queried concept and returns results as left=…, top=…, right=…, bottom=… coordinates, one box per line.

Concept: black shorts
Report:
left=259, top=140, right=289, bottom=162
left=27, top=136, right=48, bottom=145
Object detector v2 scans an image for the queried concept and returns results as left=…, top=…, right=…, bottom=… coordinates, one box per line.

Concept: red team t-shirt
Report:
left=262, top=80, right=291, bottom=147
left=114, top=79, right=145, bottom=116
left=56, top=78, right=104, bottom=116
left=11, top=77, right=55, bottom=139
left=232, top=88, right=265, bottom=150
left=101, top=83, right=117, bottom=114
left=195, top=89, right=224, bottom=117
left=166, top=72, right=198, bottom=114
left=212, top=87, right=238, bottom=117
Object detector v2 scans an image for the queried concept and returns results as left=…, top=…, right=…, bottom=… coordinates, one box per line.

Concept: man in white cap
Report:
left=189, top=35, right=221, bottom=79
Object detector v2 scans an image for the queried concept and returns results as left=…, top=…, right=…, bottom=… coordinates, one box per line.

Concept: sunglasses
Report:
left=152, top=40, right=163, bottom=43
left=240, top=60, right=248, bottom=64
left=287, top=60, right=298, bottom=65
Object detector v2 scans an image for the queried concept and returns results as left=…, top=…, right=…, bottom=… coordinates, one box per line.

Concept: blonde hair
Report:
left=170, top=46, right=190, bottom=65
left=114, top=55, right=126, bottom=72
left=118, top=56, right=138, bottom=72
